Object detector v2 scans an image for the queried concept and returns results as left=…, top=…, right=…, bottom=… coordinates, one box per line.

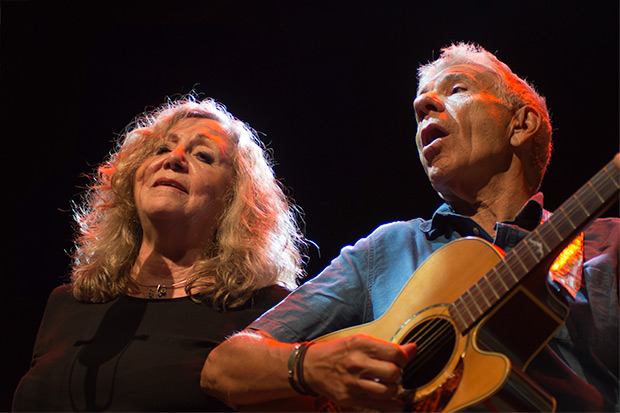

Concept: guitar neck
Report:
left=451, top=159, right=619, bottom=333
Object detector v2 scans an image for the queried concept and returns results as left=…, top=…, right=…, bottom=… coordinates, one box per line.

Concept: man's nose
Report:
left=413, top=91, right=444, bottom=122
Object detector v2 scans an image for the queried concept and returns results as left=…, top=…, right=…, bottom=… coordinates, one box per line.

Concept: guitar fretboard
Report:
left=450, top=159, right=619, bottom=333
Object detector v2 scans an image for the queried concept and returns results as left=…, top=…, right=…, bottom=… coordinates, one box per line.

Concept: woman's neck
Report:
left=126, top=242, right=203, bottom=299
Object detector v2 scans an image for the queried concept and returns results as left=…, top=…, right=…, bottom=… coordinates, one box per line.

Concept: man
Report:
left=201, top=43, right=619, bottom=412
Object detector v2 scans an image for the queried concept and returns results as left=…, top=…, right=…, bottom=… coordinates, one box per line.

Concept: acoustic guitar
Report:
left=250, top=156, right=619, bottom=412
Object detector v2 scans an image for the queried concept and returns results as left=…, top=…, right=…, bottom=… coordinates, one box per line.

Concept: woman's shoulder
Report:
left=253, top=284, right=291, bottom=300
left=46, top=284, right=75, bottom=305
left=250, top=284, right=291, bottom=308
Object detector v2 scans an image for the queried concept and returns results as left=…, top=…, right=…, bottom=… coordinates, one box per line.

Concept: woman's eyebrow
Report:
left=164, top=133, right=180, bottom=144
left=193, top=132, right=230, bottom=159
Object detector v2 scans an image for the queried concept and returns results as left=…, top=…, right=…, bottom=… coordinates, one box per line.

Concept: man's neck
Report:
left=445, top=186, right=533, bottom=239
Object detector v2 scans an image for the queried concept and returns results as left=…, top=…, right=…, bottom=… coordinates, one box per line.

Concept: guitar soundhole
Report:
left=400, top=317, right=456, bottom=390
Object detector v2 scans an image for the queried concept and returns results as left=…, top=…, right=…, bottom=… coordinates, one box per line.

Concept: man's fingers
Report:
left=357, top=377, right=401, bottom=398
left=402, top=342, right=417, bottom=361
left=357, top=357, right=404, bottom=384
left=350, top=335, right=415, bottom=366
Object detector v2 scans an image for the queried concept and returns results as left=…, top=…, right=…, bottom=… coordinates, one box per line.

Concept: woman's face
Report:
left=133, top=117, right=235, bottom=242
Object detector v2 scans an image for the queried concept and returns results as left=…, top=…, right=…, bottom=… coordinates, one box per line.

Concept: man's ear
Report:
left=510, top=105, right=542, bottom=147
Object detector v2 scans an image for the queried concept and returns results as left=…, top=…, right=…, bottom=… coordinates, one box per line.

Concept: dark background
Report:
left=2, top=1, right=618, bottom=409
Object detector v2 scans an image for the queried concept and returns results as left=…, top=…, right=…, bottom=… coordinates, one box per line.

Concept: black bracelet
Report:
left=287, top=343, right=307, bottom=395
left=295, top=342, right=319, bottom=397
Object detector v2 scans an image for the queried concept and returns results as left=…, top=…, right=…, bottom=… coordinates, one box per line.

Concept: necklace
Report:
left=132, top=278, right=188, bottom=299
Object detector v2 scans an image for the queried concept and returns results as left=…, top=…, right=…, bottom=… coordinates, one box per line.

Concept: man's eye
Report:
left=196, top=151, right=215, bottom=164
left=451, top=85, right=467, bottom=94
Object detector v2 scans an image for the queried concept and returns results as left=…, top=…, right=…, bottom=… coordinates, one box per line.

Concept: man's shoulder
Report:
left=368, top=218, right=428, bottom=238
left=584, top=216, right=619, bottom=258
left=350, top=218, right=431, bottom=254
left=590, top=215, right=619, bottom=228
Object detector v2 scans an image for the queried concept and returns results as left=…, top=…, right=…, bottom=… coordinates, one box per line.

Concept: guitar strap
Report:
left=541, top=210, right=584, bottom=299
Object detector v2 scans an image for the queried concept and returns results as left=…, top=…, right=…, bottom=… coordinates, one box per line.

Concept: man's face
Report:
left=413, top=64, right=515, bottom=200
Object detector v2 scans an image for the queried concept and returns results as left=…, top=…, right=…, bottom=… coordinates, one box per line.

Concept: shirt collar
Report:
left=419, top=193, right=546, bottom=240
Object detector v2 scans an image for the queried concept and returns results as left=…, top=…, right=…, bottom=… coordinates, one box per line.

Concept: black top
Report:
left=13, top=284, right=289, bottom=412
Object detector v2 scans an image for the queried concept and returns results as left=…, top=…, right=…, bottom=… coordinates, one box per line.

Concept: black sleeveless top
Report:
left=13, top=284, right=289, bottom=412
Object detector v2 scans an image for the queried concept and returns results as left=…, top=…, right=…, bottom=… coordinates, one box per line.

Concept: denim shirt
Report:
left=250, top=195, right=619, bottom=411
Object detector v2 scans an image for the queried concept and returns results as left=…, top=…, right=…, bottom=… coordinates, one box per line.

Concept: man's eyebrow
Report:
left=439, top=72, right=476, bottom=84
left=418, top=71, right=477, bottom=95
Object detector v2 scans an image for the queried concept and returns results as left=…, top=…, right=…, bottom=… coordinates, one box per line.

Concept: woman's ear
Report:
left=510, top=105, right=542, bottom=147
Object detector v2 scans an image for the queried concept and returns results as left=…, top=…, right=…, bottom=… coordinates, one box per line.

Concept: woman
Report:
left=13, top=96, right=307, bottom=411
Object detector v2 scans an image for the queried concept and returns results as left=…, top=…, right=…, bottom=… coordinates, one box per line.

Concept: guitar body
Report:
left=246, top=237, right=565, bottom=412
left=315, top=237, right=564, bottom=412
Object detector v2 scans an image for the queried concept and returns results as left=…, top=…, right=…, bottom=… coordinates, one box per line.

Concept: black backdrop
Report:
left=3, top=1, right=618, bottom=408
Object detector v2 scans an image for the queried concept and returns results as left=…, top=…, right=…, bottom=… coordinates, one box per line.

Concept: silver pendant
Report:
left=156, top=284, right=167, bottom=298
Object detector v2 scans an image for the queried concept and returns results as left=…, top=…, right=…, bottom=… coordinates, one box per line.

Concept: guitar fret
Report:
left=522, top=238, right=543, bottom=261
left=569, top=200, right=589, bottom=224
left=482, top=275, right=500, bottom=300
left=457, top=296, right=476, bottom=324
left=533, top=230, right=551, bottom=253
left=450, top=300, right=470, bottom=331
left=450, top=301, right=467, bottom=332
left=474, top=281, right=491, bottom=308
left=561, top=208, right=577, bottom=229
left=509, top=251, right=530, bottom=273
left=586, top=181, right=605, bottom=203
left=602, top=166, right=620, bottom=189
left=501, top=258, right=520, bottom=283
left=466, top=288, right=483, bottom=316
left=492, top=267, right=509, bottom=292
left=450, top=296, right=475, bottom=331
left=518, top=243, right=539, bottom=271
left=597, top=169, right=616, bottom=191
left=545, top=218, right=563, bottom=241
left=572, top=194, right=590, bottom=216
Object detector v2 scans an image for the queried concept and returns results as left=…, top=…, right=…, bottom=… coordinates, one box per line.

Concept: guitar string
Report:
left=399, top=317, right=453, bottom=378
left=401, top=319, right=455, bottom=383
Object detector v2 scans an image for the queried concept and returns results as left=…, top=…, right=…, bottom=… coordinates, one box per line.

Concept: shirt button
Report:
left=473, top=227, right=480, bottom=236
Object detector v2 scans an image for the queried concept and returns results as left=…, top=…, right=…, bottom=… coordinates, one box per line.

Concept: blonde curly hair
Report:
left=70, top=96, right=306, bottom=309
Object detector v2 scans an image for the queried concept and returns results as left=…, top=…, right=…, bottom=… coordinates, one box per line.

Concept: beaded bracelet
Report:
left=287, top=342, right=319, bottom=397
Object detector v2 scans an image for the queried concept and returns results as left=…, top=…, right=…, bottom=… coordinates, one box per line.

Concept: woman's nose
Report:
left=164, top=144, right=187, bottom=170
left=413, top=91, right=444, bottom=122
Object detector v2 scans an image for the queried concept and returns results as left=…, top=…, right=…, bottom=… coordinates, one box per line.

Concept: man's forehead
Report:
left=417, top=63, right=495, bottom=94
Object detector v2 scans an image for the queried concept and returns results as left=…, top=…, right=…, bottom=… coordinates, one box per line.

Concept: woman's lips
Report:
left=153, top=178, right=188, bottom=193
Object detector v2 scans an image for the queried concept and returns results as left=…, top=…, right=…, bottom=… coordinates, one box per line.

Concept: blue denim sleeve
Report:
left=248, top=235, right=372, bottom=343
left=248, top=219, right=436, bottom=343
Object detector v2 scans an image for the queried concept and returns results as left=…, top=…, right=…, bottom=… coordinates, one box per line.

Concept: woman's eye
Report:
left=196, top=151, right=215, bottom=164
left=155, top=146, right=171, bottom=155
